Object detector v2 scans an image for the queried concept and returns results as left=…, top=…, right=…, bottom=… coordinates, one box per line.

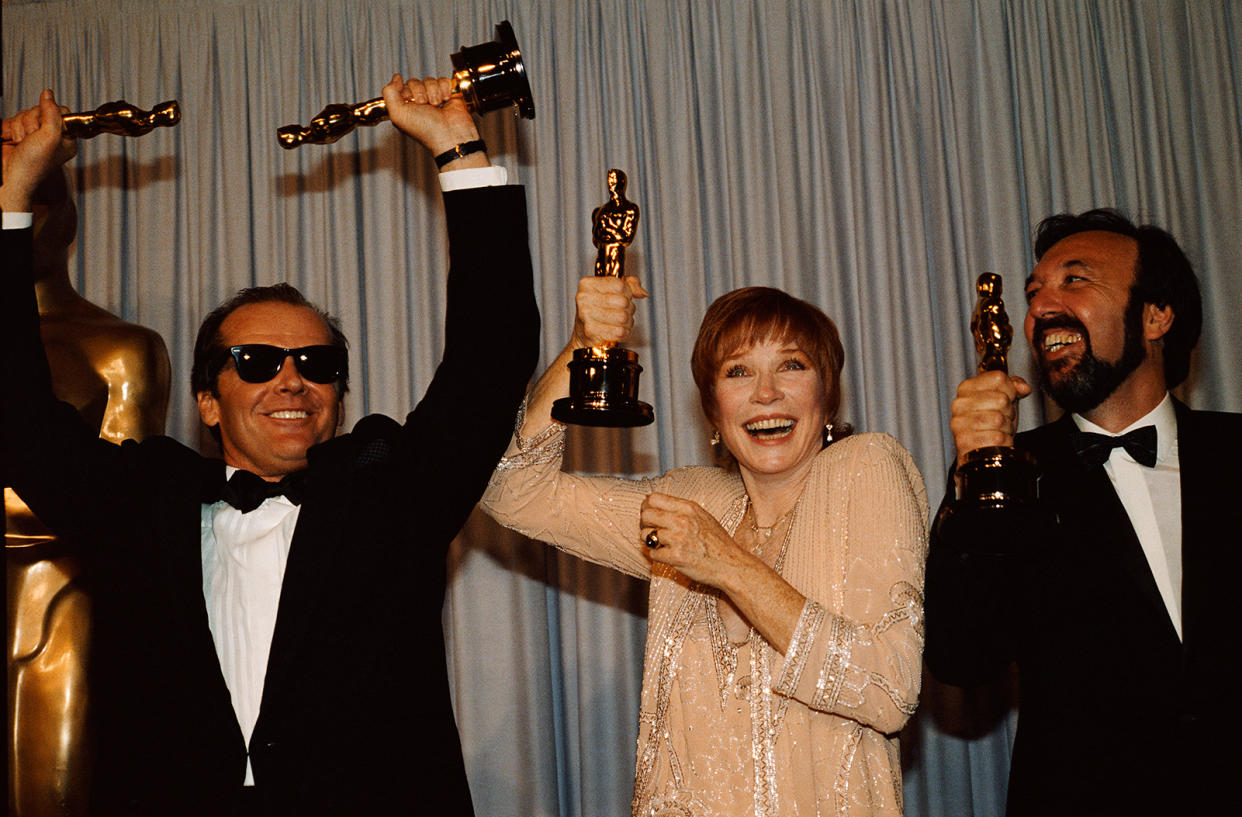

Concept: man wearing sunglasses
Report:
left=3, top=81, right=538, bottom=816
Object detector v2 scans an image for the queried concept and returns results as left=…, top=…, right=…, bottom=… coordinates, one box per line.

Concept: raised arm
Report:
left=373, top=72, right=539, bottom=544
left=2, top=90, right=76, bottom=418
left=3, top=91, right=138, bottom=538
left=479, top=274, right=657, bottom=578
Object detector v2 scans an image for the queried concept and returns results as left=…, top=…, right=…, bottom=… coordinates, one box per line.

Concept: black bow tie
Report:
left=219, top=469, right=309, bottom=513
left=1072, top=425, right=1158, bottom=468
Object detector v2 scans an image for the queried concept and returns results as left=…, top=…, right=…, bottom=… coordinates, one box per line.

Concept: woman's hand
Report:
left=641, top=491, right=807, bottom=653
left=570, top=275, right=648, bottom=350
left=639, top=492, right=751, bottom=588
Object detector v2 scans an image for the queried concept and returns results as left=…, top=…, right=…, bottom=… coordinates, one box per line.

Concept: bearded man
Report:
left=924, top=209, right=1241, bottom=816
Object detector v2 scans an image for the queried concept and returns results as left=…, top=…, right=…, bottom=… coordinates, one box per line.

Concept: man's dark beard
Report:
left=1033, top=291, right=1146, bottom=414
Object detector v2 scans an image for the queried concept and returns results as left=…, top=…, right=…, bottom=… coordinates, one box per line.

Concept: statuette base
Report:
left=552, top=347, right=654, bottom=428
left=957, top=445, right=1038, bottom=507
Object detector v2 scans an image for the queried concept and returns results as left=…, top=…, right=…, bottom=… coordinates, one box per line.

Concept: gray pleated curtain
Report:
left=4, top=1, right=1239, bottom=815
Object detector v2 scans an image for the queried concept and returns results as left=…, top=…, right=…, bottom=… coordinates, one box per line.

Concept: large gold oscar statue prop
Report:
left=952, top=273, right=1038, bottom=507
left=6, top=172, right=171, bottom=817
left=277, top=20, right=534, bottom=149
left=551, top=169, right=654, bottom=427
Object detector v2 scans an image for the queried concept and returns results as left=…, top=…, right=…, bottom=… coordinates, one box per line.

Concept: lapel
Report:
left=1035, top=417, right=1174, bottom=635
left=173, top=455, right=248, bottom=749
left=181, top=457, right=231, bottom=647
left=256, top=432, right=357, bottom=710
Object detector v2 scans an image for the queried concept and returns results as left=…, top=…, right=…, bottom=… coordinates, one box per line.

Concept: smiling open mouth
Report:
left=268, top=410, right=310, bottom=419
left=1042, top=330, right=1082, bottom=353
left=744, top=418, right=795, bottom=439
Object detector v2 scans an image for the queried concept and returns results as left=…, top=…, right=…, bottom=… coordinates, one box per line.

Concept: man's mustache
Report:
left=1032, top=315, right=1090, bottom=350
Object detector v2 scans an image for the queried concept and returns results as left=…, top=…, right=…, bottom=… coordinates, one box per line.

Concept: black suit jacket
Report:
left=924, top=404, right=1242, bottom=815
left=2, top=185, right=540, bottom=816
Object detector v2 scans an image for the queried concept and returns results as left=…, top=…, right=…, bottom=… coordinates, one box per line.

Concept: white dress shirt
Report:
left=201, top=473, right=298, bottom=786
left=1072, top=393, right=1182, bottom=639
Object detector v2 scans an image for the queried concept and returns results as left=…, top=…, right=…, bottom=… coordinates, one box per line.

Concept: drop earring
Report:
left=823, top=423, right=834, bottom=445
left=710, top=430, right=721, bottom=446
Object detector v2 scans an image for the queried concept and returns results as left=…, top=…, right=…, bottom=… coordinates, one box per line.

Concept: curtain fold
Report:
left=5, top=1, right=1239, bottom=814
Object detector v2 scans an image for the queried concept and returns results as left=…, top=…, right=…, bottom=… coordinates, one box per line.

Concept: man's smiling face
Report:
left=1023, top=230, right=1146, bottom=414
left=197, top=301, right=343, bottom=478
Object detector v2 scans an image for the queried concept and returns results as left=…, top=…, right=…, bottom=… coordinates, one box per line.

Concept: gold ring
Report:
left=644, top=530, right=661, bottom=549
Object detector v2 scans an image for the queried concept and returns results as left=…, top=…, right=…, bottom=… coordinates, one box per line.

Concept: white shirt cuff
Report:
left=3, top=212, right=34, bottom=229
left=438, top=165, right=508, bottom=191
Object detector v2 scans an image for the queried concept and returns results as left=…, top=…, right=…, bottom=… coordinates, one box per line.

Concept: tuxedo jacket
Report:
left=924, top=404, right=1242, bottom=816
left=2, top=185, right=539, bottom=816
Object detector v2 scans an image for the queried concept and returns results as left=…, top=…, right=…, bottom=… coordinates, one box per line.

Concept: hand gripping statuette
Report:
left=277, top=20, right=534, bottom=149
left=2, top=100, right=181, bottom=143
left=551, top=169, right=654, bottom=427
left=955, top=273, right=1038, bottom=508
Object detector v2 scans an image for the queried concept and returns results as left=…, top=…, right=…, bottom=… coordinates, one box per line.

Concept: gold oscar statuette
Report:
left=277, top=20, right=535, bottom=149
left=551, top=169, right=655, bottom=428
left=954, top=272, right=1038, bottom=507
left=1, top=100, right=181, bottom=143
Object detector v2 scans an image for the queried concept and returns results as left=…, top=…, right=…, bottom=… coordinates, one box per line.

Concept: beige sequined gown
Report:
left=482, top=423, right=929, bottom=817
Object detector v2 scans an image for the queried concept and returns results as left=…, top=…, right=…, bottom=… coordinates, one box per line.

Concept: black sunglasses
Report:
left=218, top=344, right=347, bottom=384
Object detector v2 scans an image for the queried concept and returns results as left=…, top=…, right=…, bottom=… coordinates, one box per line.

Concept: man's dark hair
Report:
left=1033, top=208, right=1202, bottom=388
left=190, top=283, right=350, bottom=398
